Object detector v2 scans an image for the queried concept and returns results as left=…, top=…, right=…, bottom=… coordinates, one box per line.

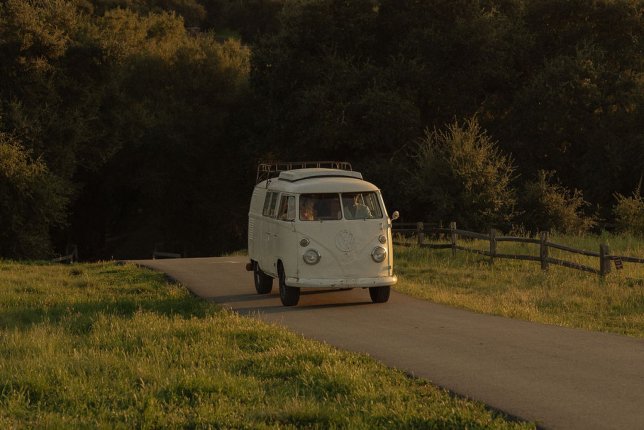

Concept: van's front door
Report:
left=259, top=190, right=279, bottom=275
left=274, top=194, right=297, bottom=277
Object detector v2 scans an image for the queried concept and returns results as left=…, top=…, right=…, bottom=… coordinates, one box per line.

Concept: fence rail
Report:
left=51, top=244, right=78, bottom=264
left=152, top=251, right=182, bottom=259
left=392, top=222, right=644, bottom=278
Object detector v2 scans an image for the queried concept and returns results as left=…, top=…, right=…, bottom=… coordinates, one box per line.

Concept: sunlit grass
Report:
left=394, top=233, right=644, bottom=337
left=0, top=260, right=532, bottom=428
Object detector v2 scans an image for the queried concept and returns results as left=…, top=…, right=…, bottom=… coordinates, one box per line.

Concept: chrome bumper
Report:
left=285, top=275, right=397, bottom=289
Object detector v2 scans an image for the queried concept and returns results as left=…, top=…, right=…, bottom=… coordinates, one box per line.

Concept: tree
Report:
left=251, top=0, right=397, bottom=161
left=250, top=0, right=527, bottom=216
left=1, top=3, right=253, bottom=259
left=613, top=182, right=644, bottom=236
left=201, top=0, right=285, bottom=43
left=0, top=133, right=70, bottom=259
left=497, top=0, right=644, bottom=209
left=376, top=0, right=529, bottom=127
left=83, top=9, right=253, bottom=258
left=93, top=0, right=207, bottom=26
left=0, top=0, right=120, bottom=177
left=518, top=170, right=596, bottom=235
left=408, top=117, right=516, bottom=230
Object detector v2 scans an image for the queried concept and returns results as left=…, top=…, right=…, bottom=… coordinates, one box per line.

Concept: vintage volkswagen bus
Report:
left=247, top=163, right=398, bottom=306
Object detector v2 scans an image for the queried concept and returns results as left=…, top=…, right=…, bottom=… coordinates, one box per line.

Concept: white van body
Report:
left=248, top=167, right=397, bottom=306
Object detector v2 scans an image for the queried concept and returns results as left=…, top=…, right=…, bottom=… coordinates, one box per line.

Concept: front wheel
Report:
left=278, top=264, right=300, bottom=306
left=253, top=262, right=273, bottom=294
left=369, top=286, right=390, bottom=303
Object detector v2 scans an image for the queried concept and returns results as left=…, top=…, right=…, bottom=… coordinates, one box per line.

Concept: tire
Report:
left=253, top=262, right=273, bottom=294
left=278, top=263, right=300, bottom=306
left=369, top=286, right=390, bottom=303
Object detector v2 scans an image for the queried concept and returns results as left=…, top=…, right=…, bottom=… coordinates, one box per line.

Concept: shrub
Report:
left=0, top=133, right=70, bottom=258
left=408, top=117, right=516, bottom=230
left=613, top=183, right=644, bottom=236
left=519, top=170, right=596, bottom=235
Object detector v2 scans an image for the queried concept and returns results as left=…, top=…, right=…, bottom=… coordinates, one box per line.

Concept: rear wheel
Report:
left=369, top=286, right=390, bottom=303
left=253, top=262, right=273, bottom=294
left=278, top=263, right=300, bottom=306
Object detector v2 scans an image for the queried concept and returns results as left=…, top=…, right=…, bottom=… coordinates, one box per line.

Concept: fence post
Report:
left=417, top=222, right=425, bottom=246
left=66, top=244, right=78, bottom=263
left=489, top=228, right=496, bottom=264
left=450, top=222, right=457, bottom=256
left=599, top=244, right=611, bottom=277
left=540, top=231, right=549, bottom=271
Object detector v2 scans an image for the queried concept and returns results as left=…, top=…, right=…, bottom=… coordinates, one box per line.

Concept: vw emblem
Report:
left=335, top=230, right=354, bottom=252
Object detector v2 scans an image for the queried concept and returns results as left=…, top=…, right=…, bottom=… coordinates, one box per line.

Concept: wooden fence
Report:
left=392, top=222, right=644, bottom=277
left=152, top=243, right=183, bottom=259
left=50, top=243, right=183, bottom=262
left=51, top=244, right=78, bottom=264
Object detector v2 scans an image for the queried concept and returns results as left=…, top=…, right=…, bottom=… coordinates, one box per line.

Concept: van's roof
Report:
left=257, top=168, right=380, bottom=193
left=279, top=168, right=363, bottom=182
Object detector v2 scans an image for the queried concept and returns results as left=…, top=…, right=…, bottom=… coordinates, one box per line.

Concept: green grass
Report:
left=394, top=233, right=644, bottom=337
left=0, top=260, right=532, bottom=429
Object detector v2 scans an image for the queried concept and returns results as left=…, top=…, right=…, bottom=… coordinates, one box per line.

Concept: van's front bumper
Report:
left=285, top=275, right=397, bottom=289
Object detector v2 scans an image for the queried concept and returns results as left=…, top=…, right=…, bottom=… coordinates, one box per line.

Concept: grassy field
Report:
left=0, top=261, right=532, bottom=429
left=394, top=233, right=644, bottom=338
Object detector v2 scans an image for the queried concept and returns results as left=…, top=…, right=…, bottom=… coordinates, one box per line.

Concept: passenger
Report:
left=300, top=198, right=315, bottom=220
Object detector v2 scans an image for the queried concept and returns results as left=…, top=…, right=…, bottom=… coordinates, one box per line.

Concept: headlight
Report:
left=378, top=234, right=387, bottom=244
left=303, top=249, right=321, bottom=265
left=371, top=246, right=387, bottom=263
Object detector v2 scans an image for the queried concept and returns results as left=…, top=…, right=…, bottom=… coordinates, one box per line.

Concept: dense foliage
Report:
left=409, top=118, right=516, bottom=231
left=614, top=183, right=644, bottom=236
left=519, top=170, right=596, bottom=235
left=0, top=133, right=70, bottom=258
left=0, top=0, right=642, bottom=258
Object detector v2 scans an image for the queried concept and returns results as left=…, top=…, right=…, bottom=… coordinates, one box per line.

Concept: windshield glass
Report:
left=299, top=192, right=383, bottom=221
left=341, top=192, right=383, bottom=220
left=299, top=194, right=342, bottom=221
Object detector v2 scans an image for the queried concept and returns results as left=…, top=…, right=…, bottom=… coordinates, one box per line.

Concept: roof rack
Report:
left=256, top=161, right=352, bottom=184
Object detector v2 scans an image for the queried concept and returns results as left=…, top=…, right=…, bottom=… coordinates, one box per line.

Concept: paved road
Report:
left=136, top=256, right=644, bottom=430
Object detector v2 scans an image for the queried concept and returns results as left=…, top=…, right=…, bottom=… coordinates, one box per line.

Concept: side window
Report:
left=268, top=192, right=279, bottom=217
left=262, top=192, right=279, bottom=217
left=262, top=192, right=273, bottom=216
left=277, top=195, right=295, bottom=221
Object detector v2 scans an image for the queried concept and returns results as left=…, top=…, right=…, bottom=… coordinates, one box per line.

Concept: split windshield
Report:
left=299, top=192, right=383, bottom=221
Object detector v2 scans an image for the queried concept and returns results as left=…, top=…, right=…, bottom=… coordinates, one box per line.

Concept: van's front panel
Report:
left=289, top=192, right=396, bottom=288
left=291, top=220, right=396, bottom=288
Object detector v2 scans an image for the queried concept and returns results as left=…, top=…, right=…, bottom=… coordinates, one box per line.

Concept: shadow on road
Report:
left=212, top=292, right=276, bottom=304
left=234, top=300, right=373, bottom=315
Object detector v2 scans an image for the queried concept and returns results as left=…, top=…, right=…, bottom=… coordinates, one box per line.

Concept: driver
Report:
left=353, top=194, right=372, bottom=218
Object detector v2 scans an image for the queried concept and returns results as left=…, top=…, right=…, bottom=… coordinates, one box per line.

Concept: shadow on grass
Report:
left=0, top=295, right=214, bottom=333
left=263, top=411, right=501, bottom=429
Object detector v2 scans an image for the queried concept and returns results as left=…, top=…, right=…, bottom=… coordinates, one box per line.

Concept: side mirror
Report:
left=391, top=210, right=400, bottom=221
